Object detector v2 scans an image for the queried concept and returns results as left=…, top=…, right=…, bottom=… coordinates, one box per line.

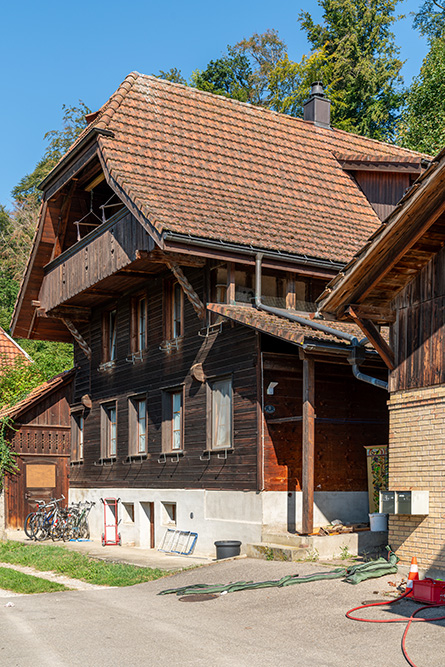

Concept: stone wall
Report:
left=0, top=488, right=5, bottom=540
left=388, top=385, right=445, bottom=573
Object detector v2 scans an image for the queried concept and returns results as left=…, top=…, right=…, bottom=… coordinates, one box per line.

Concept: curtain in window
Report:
left=212, top=379, right=232, bottom=448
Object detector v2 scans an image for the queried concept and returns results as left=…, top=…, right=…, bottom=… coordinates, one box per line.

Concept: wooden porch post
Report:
left=302, top=355, right=315, bottom=535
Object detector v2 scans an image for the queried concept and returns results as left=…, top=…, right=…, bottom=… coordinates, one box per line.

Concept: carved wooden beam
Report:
left=136, top=249, right=205, bottom=267
left=346, top=304, right=396, bottom=324
left=301, top=354, right=315, bottom=536
left=347, top=307, right=395, bottom=370
left=45, top=306, right=91, bottom=322
left=163, top=255, right=206, bottom=319
left=62, top=318, right=92, bottom=360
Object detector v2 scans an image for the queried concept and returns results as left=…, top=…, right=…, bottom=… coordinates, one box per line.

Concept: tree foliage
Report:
left=297, top=0, right=404, bottom=140
left=191, top=47, right=253, bottom=102
left=155, top=68, right=187, bottom=85
left=399, top=35, right=445, bottom=154
left=0, top=103, right=82, bottom=407
left=413, top=0, right=445, bottom=39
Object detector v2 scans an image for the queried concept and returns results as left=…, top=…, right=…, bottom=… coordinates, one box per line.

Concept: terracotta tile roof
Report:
left=0, top=368, right=75, bottom=420
left=207, top=303, right=374, bottom=348
left=0, top=327, right=32, bottom=369
left=60, top=72, right=425, bottom=265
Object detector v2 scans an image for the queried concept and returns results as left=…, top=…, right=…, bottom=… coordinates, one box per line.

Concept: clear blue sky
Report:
left=0, top=0, right=429, bottom=206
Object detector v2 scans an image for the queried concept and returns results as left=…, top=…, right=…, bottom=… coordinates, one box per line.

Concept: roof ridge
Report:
left=140, top=74, right=427, bottom=159
left=94, top=71, right=141, bottom=131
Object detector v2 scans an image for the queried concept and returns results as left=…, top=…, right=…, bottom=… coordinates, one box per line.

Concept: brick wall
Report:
left=388, top=385, right=445, bottom=572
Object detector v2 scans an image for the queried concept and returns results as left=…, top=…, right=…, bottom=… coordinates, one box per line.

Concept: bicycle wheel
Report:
left=79, top=519, right=90, bottom=539
left=34, top=515, right=49, bottom=541
left=24, top=512, right=36, bottom=539
left=62, top=516, right=75, bottom=542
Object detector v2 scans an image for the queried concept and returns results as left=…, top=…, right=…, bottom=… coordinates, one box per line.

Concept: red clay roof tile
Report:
left=62, top=72, right=426, bottom=265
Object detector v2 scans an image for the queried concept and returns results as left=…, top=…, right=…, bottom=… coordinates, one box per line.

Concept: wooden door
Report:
left=6, top=455, right=69, bottom=529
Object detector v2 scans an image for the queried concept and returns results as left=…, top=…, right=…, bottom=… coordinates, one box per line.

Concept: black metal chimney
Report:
left=303, top=82, right=331, bottom=129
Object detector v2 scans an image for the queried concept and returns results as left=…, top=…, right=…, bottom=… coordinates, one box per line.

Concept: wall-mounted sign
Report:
left=264, top=405, right=276, bottom=415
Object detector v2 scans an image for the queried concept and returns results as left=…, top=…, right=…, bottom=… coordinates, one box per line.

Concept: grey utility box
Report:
left=379, top=490, right=429, bottom=515
left=380, top=491, right=396, bottom=514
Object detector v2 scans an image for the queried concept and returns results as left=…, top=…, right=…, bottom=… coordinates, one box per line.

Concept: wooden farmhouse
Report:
left=318, top=148, right=445, bottom=572
left=0, top=369, right=74, bottom=533
left=10, top=73, right=426, bottom=554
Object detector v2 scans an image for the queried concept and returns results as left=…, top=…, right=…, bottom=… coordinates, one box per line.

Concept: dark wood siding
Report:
left=262, top=353, right=388, bottom=492
left=354, top=171, right=412, bottom=221
left=70, top=267, right=259, bottom=491
left=39, top=210, right=155, bottom=312
left=390, top=244, right=445, bottom=391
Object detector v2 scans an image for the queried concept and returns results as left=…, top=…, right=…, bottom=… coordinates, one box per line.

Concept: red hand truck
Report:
left=100, top=498, right=121, bottom=546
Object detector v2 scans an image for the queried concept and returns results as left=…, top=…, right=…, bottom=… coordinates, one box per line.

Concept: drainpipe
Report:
left=254, top=253, right=388, bottom=391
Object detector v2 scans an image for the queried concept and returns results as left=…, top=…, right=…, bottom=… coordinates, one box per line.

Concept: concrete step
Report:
left=256, top=530, right=388, bottom=560
left=246, top=542, right=314, bottom=562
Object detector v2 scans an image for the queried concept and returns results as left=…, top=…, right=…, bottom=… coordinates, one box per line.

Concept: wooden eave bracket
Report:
left=162, top=254, right=206, bottom=319
left=347, top=307, right=395, bottom=370
left=344, top=304, right=396, bottom=324
left=62, top=318, right=92, bottom=360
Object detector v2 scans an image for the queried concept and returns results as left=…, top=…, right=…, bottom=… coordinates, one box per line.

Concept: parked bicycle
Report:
left=23, top=497, right=95, bottom=542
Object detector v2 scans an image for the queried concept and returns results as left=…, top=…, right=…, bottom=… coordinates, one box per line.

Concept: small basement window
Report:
left=161, top=502, right=177, bottom=526
left=122, top=502, right=135, bottom=523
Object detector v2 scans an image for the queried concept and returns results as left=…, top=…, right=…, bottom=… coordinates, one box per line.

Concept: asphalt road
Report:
left=1, top=559, right=443, bottom=667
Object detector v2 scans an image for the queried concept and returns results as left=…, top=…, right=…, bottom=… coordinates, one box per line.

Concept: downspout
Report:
left=254, top=253, right=388, bottom=391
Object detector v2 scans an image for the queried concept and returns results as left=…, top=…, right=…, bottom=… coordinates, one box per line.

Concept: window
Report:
left=209, top=377, right=232, bottom=450
left=102, top=309, right=117, bottom=363
left=101, top=402, right=117, bottom=459
left=164, top=281, right=184, bottom=340
left=71, top=412, right=84, bottom=462
left=162, top=388, right=184, bottom=452
left=172, top=283, right=183, bottom=338
left=129, top=396, right=147, bottom=456
left=130, top=295, right=147, bottom=354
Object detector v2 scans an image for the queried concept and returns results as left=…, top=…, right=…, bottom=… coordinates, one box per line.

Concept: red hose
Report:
left=346, top=592, right=445, bottom=666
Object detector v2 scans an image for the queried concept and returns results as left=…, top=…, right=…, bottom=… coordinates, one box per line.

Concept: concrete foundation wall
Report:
left=388, top=385, right=445, bottom=572
left=70, top=488, right=369, bottom=556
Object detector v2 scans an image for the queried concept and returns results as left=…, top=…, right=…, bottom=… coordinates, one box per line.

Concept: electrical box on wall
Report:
left=379, top=490, right=429, bottom=515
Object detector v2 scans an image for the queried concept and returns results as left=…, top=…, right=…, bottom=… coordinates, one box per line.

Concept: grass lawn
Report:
left=0, top=566, right=69, bottom=594
left=0, top=541, right=168, bottom=587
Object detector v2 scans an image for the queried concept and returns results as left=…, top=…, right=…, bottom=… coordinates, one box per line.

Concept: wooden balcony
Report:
left=39, top=209, right=156, bottom=313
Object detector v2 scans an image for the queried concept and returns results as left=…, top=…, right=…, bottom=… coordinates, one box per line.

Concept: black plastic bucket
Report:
left=214, top=540, right=242, bottom=559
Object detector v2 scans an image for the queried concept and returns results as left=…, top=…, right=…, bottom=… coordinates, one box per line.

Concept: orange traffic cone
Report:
left=406, top=556, right=419, bottom=593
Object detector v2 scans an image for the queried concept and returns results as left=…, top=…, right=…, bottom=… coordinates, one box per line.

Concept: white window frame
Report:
left=70, top=411, right=84, bottom=462
left=101, top=402, right=117, bottom=459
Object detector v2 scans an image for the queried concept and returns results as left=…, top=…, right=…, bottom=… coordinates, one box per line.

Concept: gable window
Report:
left=102, top=309, right=117, bottom=363
left=162, top=388, right=184, bottom=452
left=208, top=377, right=232, bottom=450
left=101, top=402, right=117, bottom=459
left=130, top=295, right=148, bottom=355
left=164, top=281, right=184, bottom=341
left=129, top=396, right=147, bottom=456
left=71, top=412, right=84, bottom=462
